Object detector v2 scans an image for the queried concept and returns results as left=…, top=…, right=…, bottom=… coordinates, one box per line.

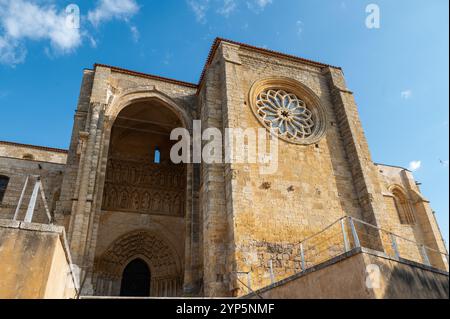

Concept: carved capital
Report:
left=90, top=101, right=108, bottom=112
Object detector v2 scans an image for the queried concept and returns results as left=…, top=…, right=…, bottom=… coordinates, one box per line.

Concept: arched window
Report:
left=0, top=175, right=10, bottom=204
left=392, top=188, right=416, bottom=225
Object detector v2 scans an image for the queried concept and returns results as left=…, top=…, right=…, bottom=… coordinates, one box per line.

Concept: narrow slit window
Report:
left=154, top=147, right=161, bottom=164
left=0, top=175, right=9, bottom=204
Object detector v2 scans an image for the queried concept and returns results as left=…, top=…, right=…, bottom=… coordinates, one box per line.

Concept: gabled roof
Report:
left=94, top=63, right=198, bottom=88
left=197, top=38, right=341, bottom=92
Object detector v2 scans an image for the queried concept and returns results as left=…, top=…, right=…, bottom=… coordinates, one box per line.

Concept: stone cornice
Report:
left=91, top=38, right=341, bottom=96
left=0, top=140, right=68, bottom=154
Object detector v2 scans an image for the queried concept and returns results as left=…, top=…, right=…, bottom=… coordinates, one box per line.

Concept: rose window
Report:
left=256, top=89, right=315, bottom=140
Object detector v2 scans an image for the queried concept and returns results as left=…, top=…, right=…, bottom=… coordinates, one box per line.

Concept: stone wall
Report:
left=0, top=141, right=67, bottom=164
left=0, top=156, right=65, bottom=224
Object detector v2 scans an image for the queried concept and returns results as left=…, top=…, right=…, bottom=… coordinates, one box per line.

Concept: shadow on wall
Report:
left=383, top=264, right=449, bottom=299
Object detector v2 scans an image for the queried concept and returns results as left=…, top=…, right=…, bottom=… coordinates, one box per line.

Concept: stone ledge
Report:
left=242, top=248, right=364, bottom=298
left=361, top=247, right=450, bottom=276
left=0, top=218, right=76, bottom=290
left=0, top=219, right=64, bottom=234
left=0, top=219, right=21, bottom=229
left=0, top=219, right=79, bottom=298
left=19, top=222, right=65, bottom=234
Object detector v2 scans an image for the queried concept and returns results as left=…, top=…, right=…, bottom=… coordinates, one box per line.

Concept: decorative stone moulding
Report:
left=248, top=77, right=328, bottom=145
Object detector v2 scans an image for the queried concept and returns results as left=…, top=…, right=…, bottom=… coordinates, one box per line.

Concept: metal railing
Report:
left=242, top=216, right=449, bottom=295
left=12, top=175, right=53, bottom=224
left=298, top=216, right=449, bottom=273
left=353, top=216, right=449, bottom=269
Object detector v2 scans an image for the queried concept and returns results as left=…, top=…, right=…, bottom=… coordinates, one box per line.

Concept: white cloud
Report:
left=296, top=20, right=303, bottom=35
left=0, top=0, right=141, bottom=66
left=217, top=0, right=237, bottom=17
left=187, top=0, right=209, bottom=23
left=401, top=89, right=412, bottom=100
left=0, top=36, right=26, bottom=65
left=163, top=52, right=173, bottom=65
left=0, top=0, right=82, bottom=65
left=255, top=0, right=272, bottom=9
left=188, top=0, right=272, bottom=23
left=88, top=35, right=98, bottom=48
left=247, top=0, right=273, bottom=12
left=88, top=0, right=140, bottom=27
left=130, top=25, right=139, bottom=42
left=409, top=160, right=422, bottom=172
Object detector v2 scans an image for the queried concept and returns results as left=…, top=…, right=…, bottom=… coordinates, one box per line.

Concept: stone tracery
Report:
left=256, top=89, right=315, bottom=140
left=248, top=77, right=328, bottom=145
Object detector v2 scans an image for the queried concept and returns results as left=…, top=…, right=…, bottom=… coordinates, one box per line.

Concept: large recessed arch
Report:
left=91, top=87, right=193, bottom=297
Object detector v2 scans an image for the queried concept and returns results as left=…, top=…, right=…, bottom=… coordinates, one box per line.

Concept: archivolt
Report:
left=95, top=230, right=181, bottom=280
left=106, top=86, right=192, bottom=130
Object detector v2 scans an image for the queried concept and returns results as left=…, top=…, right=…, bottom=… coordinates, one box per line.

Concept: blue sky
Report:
left=0, top=0, right=448, bottom=244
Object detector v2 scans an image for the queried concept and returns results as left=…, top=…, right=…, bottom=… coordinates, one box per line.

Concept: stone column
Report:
left=219, top=42, right=243, bottom=296
left=183, top=162, right=202, bottom=296
left=68, top=102, right=106, bottom=293
left=78, top=115, right=112, bottom=294
left=200, top=48, right=232, bottom=297
left=324, top=67, right=385, bottom=251
left=55, top=70, right=94, bottom=228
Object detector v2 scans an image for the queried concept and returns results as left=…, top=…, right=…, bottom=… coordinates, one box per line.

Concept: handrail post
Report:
left=13, top=176, right=29, bottom=221
left=300, top=243, right=306, bottom=271
left=268, top=260, right=275, bottom=284
left=247, top=273, right=252, bottom=293
left=421, top=245, right=431, bottom=266
left=38, top=179, right=52, bottom=224
left=390, top=234, right=400, bottom=259
left=341, top=218, right=350, bottom=252
left=24, top=177, right=41, bottom=223
left=349, top=217, right=361, bottom=248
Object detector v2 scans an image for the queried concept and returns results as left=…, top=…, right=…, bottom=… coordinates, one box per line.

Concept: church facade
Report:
left=0, top=38, right=448, bottom=298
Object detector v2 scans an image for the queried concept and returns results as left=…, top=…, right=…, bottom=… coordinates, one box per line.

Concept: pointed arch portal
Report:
left=120, top=258, right=151, bottom=297
left=95, top=230, right=182, bottom=297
